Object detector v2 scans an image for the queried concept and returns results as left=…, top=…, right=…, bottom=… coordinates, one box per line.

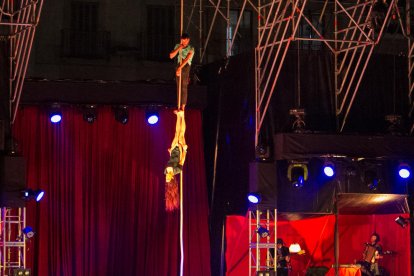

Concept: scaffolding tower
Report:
left=0, top=0, right=44, bottom=125
left=248, top=209, right=277, bottom=276
left=0, top=208, right=27, bottom=276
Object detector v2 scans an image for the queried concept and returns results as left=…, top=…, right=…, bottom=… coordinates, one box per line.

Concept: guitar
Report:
left=370, top=250, right=395, bottom=263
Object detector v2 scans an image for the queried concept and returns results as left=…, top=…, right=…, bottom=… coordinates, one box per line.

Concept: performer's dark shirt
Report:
left=270, top=246, right=290, bottom=268
left=164, top=146, right=183, bottom=175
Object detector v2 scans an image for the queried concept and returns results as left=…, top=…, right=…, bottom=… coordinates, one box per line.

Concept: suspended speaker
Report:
left=249, top=161, right=277, bottom=208
left=0, top=155, right=26, bottom=207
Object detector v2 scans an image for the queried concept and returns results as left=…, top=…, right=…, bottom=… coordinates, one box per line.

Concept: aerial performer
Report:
left=164, top=33, right=194, bottom=211
left=169, top=33, right=194, bottom=111
left=164, top=110, right=188, bottom=211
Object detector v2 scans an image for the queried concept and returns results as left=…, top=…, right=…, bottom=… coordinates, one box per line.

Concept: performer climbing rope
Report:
left=167, top=19, right=193, bottom=275
left=169, top=33, right=194, bottom=111
left=164, top=110, right=188, bottom=211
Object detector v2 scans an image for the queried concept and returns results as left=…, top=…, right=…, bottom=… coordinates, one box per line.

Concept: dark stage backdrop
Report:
left=12, top=106, right=211, bottom=276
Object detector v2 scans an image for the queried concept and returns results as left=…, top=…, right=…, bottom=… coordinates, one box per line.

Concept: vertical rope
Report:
left=179, top=1, right=185, bottom=275
left=180, top=171, right=184, bottom=276
left=178, top=0, right=184, bottom=110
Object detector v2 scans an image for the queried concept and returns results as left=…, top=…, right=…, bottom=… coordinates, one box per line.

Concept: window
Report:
left=71, top=1, right=98, bottom=32
left=62, top=2, right=110, bottom=58
left=147, top=5, right=175, bottom=61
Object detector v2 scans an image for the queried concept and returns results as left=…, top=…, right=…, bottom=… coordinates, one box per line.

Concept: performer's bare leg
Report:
left=177, top=111, right=187, bottom=166
left=169, top=110, right=183, bottom=152
left=178, top=111, right=186, bottom=147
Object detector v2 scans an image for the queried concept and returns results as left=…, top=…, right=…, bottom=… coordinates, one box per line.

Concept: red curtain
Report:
left=226, top=214, right=410, bottom=276
left=12, top=106, right=211, bottom=276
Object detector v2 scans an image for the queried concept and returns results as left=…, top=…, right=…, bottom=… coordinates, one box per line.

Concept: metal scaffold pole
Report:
left=248, top=208, right=277, bottom=275
left=0, top=208, right=27, bottom=276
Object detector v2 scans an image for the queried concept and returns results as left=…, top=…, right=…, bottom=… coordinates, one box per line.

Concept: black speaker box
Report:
left=0, top=120, right=4, bottom=151
left=0, top=155, right=26, bottom=207
left=249, top=161, right=277, bottom=208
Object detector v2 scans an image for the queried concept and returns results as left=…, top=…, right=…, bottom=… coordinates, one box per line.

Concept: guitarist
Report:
left=270, top=238, right=291, bottom=276
left=358, top=233, right=383, bottom=276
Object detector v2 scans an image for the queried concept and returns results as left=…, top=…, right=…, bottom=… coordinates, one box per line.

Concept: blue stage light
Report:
left=257, top=226, right=270, bottom=238
left=23, top=189, right=45, bottom=202
left=50, top=112, right=62, bottom=123
left=323, top=162, right=335, bottom=177
left=36, top=190, right=45, bottom=202
left=398, top=164, right=411, bottom=179
left=22, top=226, right=35, bottom=238
left=247, top=193, right=261, bottom=204
left=146, top=112, right=159, bottom=125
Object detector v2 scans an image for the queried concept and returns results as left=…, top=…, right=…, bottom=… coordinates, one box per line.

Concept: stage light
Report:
left=23, top=189, right=45, bottom=202
left=385, top=114, right=403, bottom=135
left=247, top=193, right=261, bottom=204
left=398, top=163, right=411, bottom=179
left=35, top=190, right=45, bottom=202
left=395, top=216, right=408, bottom=228
left=289, top=108, right=306, bottom=133
left=146, top=111, right=159, bottom=125
left=255, top=143, right=271, bottom=161
left=49, top=104, right=62, bottom=124
left=114, top=106, right=129, bottom=124
left=22, top=226, right=35, bottom=239
left=323, top=162, right=335, bottom=177
left=256, top=226, right=270, bottom=238
left=50, top=112, right=62, bottom=123
left=363, top=169, right=381, bottom=191
left=289, top=243, right=301, bottom=253
left=83, top=105, right=97, bottom=123
left=13, top=268, right=31, bottom=275
left=287, top=162, right=308, bottom=188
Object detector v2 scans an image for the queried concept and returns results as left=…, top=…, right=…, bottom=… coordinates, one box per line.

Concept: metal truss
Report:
left=409, top=38, right=414, bottom=134
left=0, top=208, right=26, bottom=276
left=407, top=0, right=413, bottom=134
left=184, top=0, right=412, bottom=139
left=0, top=0, right=44, bottom=124
left=254, top=0, right=398, bottom=144
left=248, top=209, right=277, bottom=276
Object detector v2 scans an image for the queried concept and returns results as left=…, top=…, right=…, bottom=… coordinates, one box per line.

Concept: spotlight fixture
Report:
left=395, top=216, right=409, bottom=228
left=114, top=106, right=129, bottom=124
left=49, top=104, right=62, bottom=124
left=83, top=105, right=97, bottom=124
left=289, top=108, right=306, bottom=133
left=385, top=114, right=403, bottom=135
left=287, top=162, right=308, bottom=188
left=289, top=243, right=302, bottom=253
left=23, top=189, right=45, bottom=202
left=146, top=111, right=159, bottom=125
left=255, top=143, right=271, bottom=161
left=13, top=268, right=31, bottom=275
left=22, top=226, right=35, bottom=239
left=247, top=193, right=261, bottom=204
left=323, top=161, right=335, bottom=178
left=398, top=163, right=411, bottom=179
left=256, top=226, right=270, bottom=238
left=363, top=169, right=381, bottom=191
